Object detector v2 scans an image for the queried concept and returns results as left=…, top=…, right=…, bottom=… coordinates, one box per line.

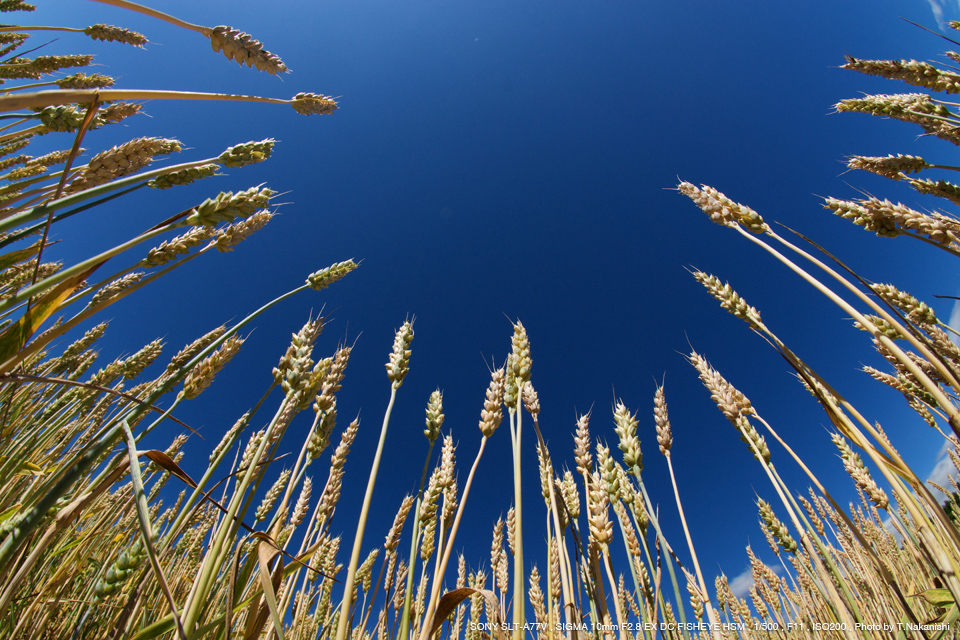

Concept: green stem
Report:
left=416, top=437, right=489, bottom=640
left=0, top=222, right=172, bottom=321
left=398, top=439, right=437, bottom=640
left=335, top=386, right=398, bottom=640
left=633, top=474, right=690, bottom=640
left=0, top=156, right=216, bottom=235
left=510, top=399, right=525, bottom=640
left=664, top=454, right=721, bottom=639
left=0, top=283, right=309, bottom=576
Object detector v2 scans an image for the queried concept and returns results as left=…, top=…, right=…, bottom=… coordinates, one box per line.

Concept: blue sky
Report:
left=26, top=0, right=960, bottom=608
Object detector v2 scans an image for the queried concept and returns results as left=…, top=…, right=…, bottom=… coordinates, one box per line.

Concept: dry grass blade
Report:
left=120, top=419, right=187, bottom=640
left=255, top=537, right=287, bottom=640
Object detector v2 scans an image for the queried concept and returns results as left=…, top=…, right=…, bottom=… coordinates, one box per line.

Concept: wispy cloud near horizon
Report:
left=728, top=562, right=784, bottom=600
left=927, top=439, right=956, bottom=501
left=920, top=0, right=960, bottom=29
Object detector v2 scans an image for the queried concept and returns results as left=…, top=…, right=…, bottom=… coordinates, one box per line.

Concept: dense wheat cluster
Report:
left=1, top=3, right=960, bottom=640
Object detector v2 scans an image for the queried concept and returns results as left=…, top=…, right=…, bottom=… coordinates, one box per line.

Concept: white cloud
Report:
left=728, top=567, right=754, bottom=600
left=728, top=562, right=783, bottom=600
left=927, top=439, right=956, bottom=501
left=949, top=298, right=960, bottom=347
left=924, top=0, right=946, bottom=27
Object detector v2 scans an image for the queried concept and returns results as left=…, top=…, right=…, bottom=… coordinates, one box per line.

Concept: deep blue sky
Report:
left=26, top=0, right=960, bottom=602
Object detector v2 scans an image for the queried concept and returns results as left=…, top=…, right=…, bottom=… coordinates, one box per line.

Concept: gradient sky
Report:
left=25, top=0, right=960, bottom=605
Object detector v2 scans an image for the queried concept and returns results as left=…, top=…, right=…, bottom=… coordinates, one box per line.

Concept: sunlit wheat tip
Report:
left=615, top=502, right=640, bottom=557
left=217, top=138, right=275, bottom=168
left=490, top=517, right=504, bottom=576
left=832, top=434, right=889, bottom=509
left=385, top=495, right=415, bottom=551
left=847, top=154, right=930, bottom=179
left=119, top=338, right=163, bottom=379
left=167, top=325, right=226, bottom=374
left=56, top=72, right=114, bottom=89
left=291, top=92, right=339, bottom=115
left=0, top=140, right=30, bottom=164
left=94, top=102, right=142, bottom=127
left=521, top=380, right=540, bottom=416
left=59, top=321, right=107, bottom=363
left=757, top=499, right=796, bottom=554
left=504, top=353, right=518, bottom=411
left=509, top=320, right=532, bottom=382
left=1, top=260, right=58, bottom=299
left=597, top=443, right=621, bottom=501
left=26, top=149, right=72, bottom=169
left=419, top=466, right=442, bottom=523
left=616, top=464, right=634, bottom=506
left=853, top=314, right=901, bottom=340
left=495, top=531, right=509, bottom=592
left=735, top=414, right=771, bottom=463
left=587, top=470, right=612, bottom=547
left=358, top=549, right=379, bottom=592
left=689, top=350, right=754, bottom=423
left=209, top=411, right=248, bottom=462
left=871, top=283, right=938, bottom=324
left=835, top=93, right=960, bottom=144
left=537, top=443, right=552, bottom=506
left=421, top=515, right=437, bottom=562
left=479, top=367, right=505, bottom=437
left=424, top=388, right=444, bottom=441
left=505, top=505, right=516, bottom=555
left=683, top=568, right=705, bottom=621
left=273, top=316, right=324, bottom=397
left=825, top=195, right=960, bottom=244
left=692, top=270, right=762, bottom=327
left=905, top=176, right=960, bottom=205
left=574, top=412, right=592, bottom=474
left=715, top=576, right=729, bottom=612
left=214, top=210, right=273, bottom=252
left=256, top=469, right=291, bottom=522
left=185, top=186, right=276, bottom=226
left=862, top=366, right=918, bottom=400
left=141, top=226, right=217, bottom=267
left=439, top=433, right=456, bottom=488
left=835, top=92, right=949, bottom=118
left=314, top=346, right=350, bottom=415
left=332, top=419, right=360, bottom=470
left=678, top=181, right=768, bottom=233
left=4, top=54, right=93, bottom=79
left=613, top=400, right=642, bottom=470
left=310, top=400, right=338, bottom=453
left=148, top=164, right=218, bottom=190
left=654, top=385, right=672, bottom=454
left=35, top=105, right=84, bottom=133
left=306, top=259, right=357, bottom=291
left=89, top=272, right=144, bottom=307
left=842, top=55, right=960, bottom=94
left=0, top=1, right=35, bottom=11
left=529, top=566, right=546, bottom=625
left=799, top=495, right=825, bottom=537
left=84, top=24, right=147, bottom=47
left=385, top=320, right=414, bottom=387
left=3, top=163, right=45, bottom=180
left=209, top=25, right=289, bottom=75
left=561, top=470, right=580, bottom=519
left=68, top=137, right=182, bottom=193
left=180, top=335, right=243, bottom=399
left=0, top=31, right=26, bottom=48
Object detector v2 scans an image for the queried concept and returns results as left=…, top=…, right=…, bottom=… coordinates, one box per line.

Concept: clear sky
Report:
left=26, top=0, right=960, bottom=603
